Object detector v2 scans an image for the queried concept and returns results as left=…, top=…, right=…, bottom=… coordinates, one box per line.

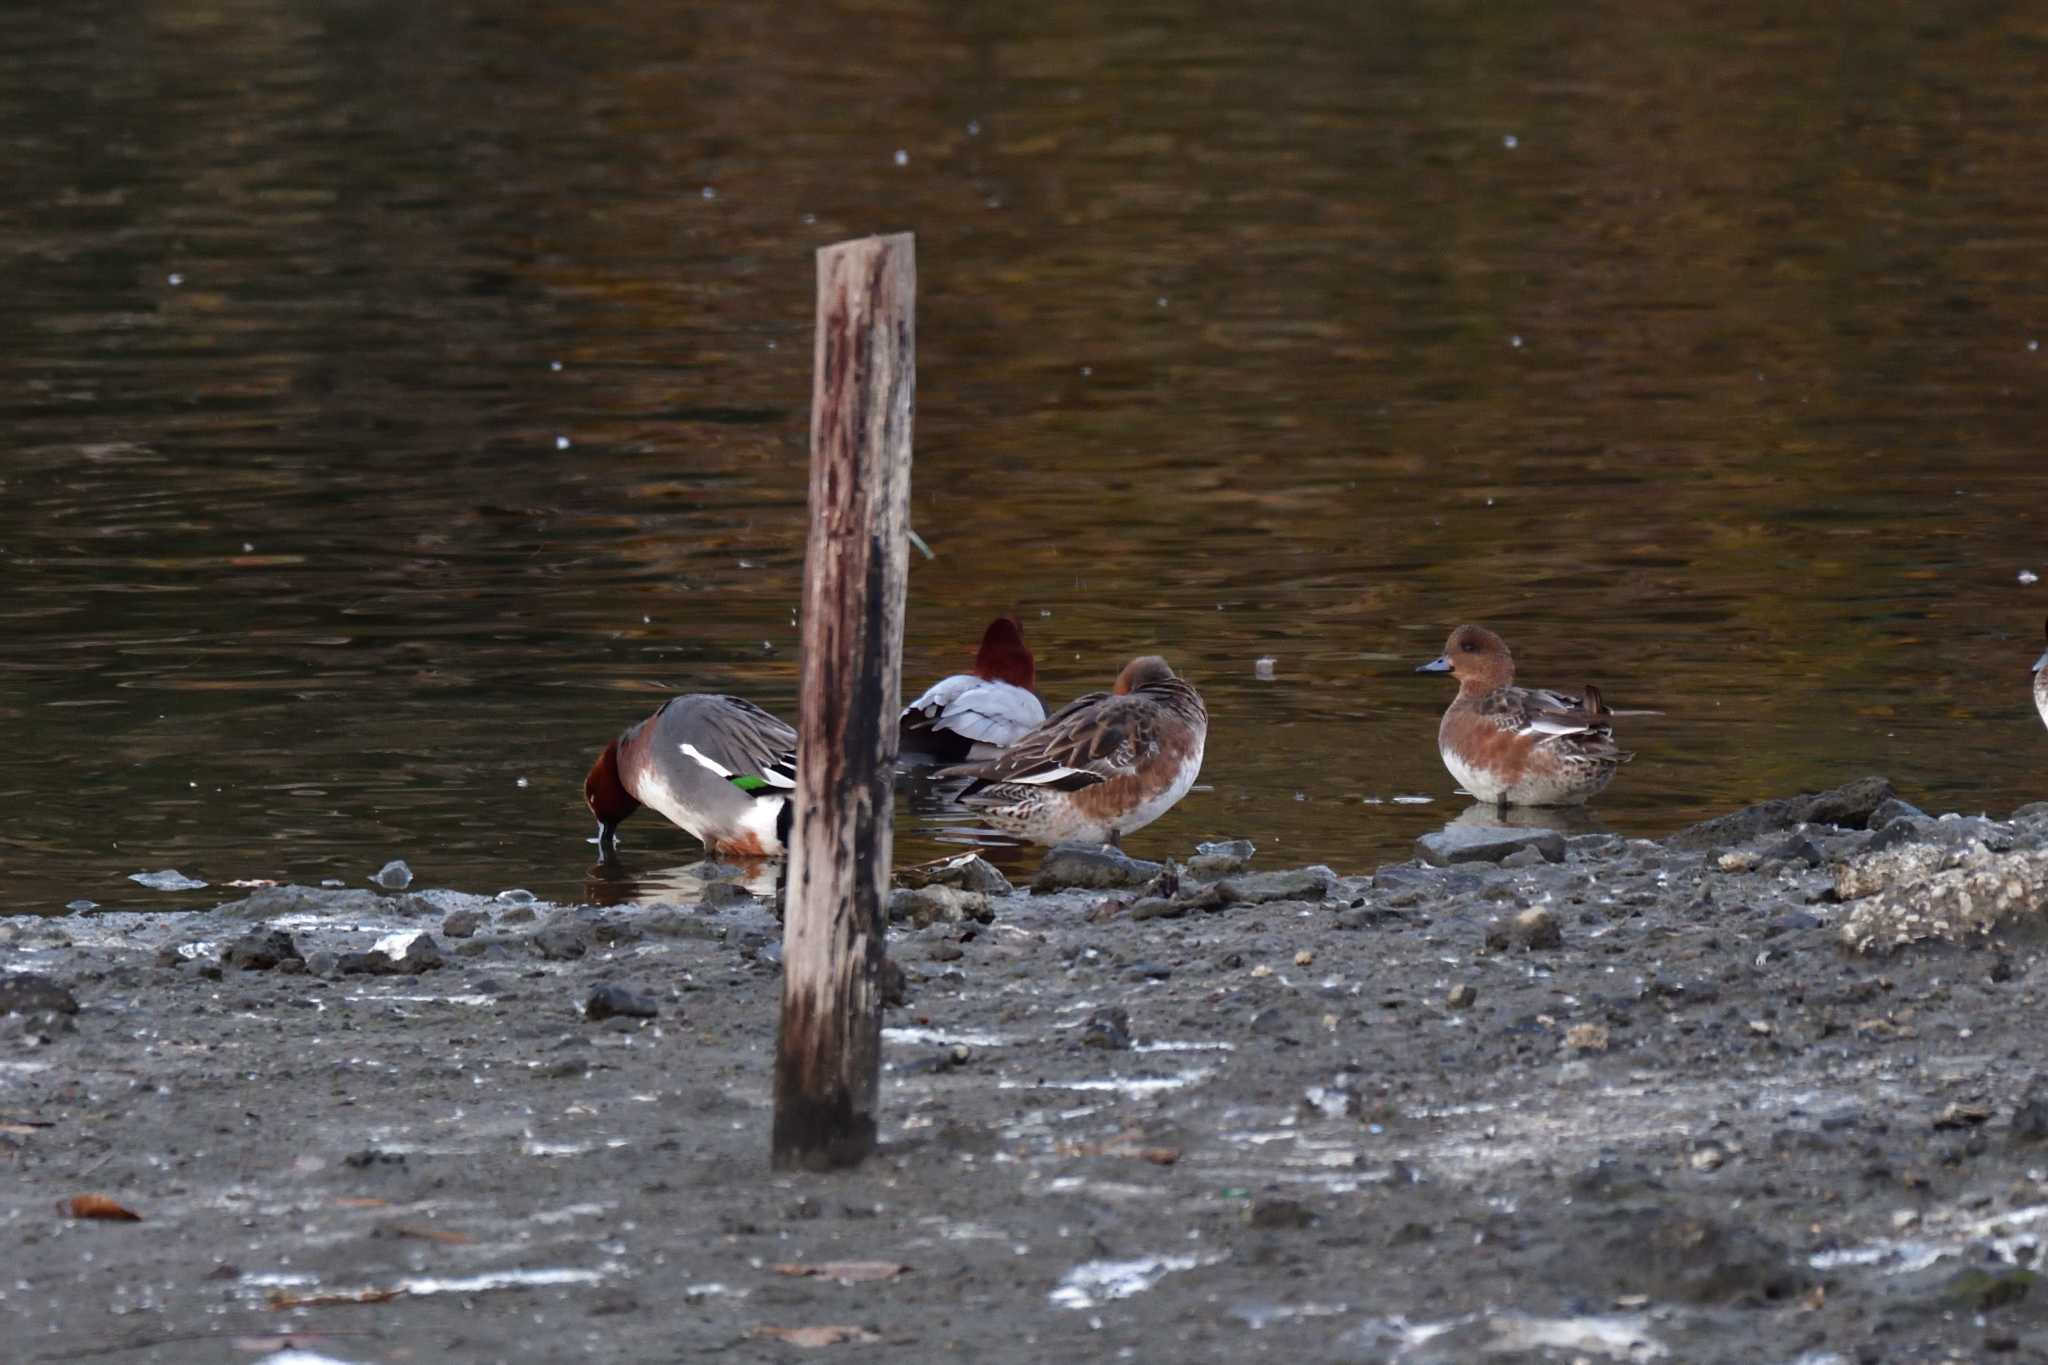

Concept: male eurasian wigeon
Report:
left=584, top=694, right=798, bottom=858
left=936, top=655, right=1207, bottom=846
left=1416, top=625, right=1633, bottom=806
left=2033, top=617, right=2048, bottom=731
left=899, top=615, right=1046, bottom=764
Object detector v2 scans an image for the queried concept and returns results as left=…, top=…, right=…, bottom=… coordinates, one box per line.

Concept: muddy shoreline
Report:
left=8, top=778, right=2048, bottom=1363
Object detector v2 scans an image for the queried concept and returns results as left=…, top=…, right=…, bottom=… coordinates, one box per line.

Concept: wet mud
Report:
left=8, top=779, right=2048, bottom=1363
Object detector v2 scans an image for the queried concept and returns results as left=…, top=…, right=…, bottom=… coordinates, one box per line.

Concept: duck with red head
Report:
left=1416, top=625, right=1632, bottom=806
left=899, top=615, right=1047, bottom=764
left=584, top=694, right=798, bottom=858
left=2032, top=617, right=2048, bottom=731
left=936, top=654, right=1206, bottom=846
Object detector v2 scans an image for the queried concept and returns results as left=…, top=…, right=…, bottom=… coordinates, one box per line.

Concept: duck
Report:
left=1415, top=624, right=1633, bottom=806
left=899, top=615, right=1046, bottom=764
left=584, top=694, right=797, bottom=858
left=2033, top=617, right=2048, bottom=731
left=936, top=655, right=1207, bottom=846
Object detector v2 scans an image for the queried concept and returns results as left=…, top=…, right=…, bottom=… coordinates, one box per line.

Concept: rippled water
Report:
left=4, top=1, right=2045, bottom=913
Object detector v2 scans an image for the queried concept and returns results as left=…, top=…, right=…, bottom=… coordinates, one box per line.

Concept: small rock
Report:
left=1933, top=1102, right=1993, bottom=1131
left=1944, top=1267, right=2038, bottom=1312
left=1689, top=1143, right=1726, bottom=1172
left=1248, top=1006, right=1297, bottom=1037
left=590, top=917, right=643, bottom=946
left=128, top=869, right=208, bottom=891
left=370, top=859, right=414, bottom=890
left=584, top=984, right=659, bottom=1021
left=1213, top=866, right=1339, bottom=905
left=899, top=853, right=1013, bottom=897
left=442, top=908, right=488, bottom=939
left=343, top=1148, right=405, bottom=1169
left=394, top=936, right=445, bottom=973
left=153, top=941, right=203, bottom=969
left=1499, top=845, right=1548, bottom=869
left=1765, top=836, right=1822, bottom=868
left=1186, top=839, right=1257, bottom=876
left=530, top=913, right=592, bottom=961
left=1598, top=1208, right=1812, bottom=1304
left=889, top=886, right=993, bottom=928
left=1563, top=1022, right=1609, bottom=1054
left=1126, top=960, right=1173, bottom=980
left=925, top=941, right=963, bottom=962
left=1372, top=864, right=1442, bottom=895
left=1486, top=907, right=1563, bottom=952
left=1838, top=846, right=2048, bottom=954
left=0, top=973, right=79, bottom=1016
left=1079, top=1006, right=1133, bottom=1050
left=1303, top=1078, right=1361, bottom=1119
left=1869, top=796, right=1928, bottom=830
left=1244, top=1196, right=1315, bottom=1230
left=1293, top=950, right=1314, bottom=967
left=1717, top=850, right=1762, bottom=873
left=1671, top=776, right=1894, bottom=851
left=221, top=928, right=302, bottom=972
left=2012, top=1077, right=2048, bottom=1144
left=1445, top=983, right=1478, bottom=1010
left=1031, top=845, right=1164, bottom=892
left=1415, top=826, right=1566, bottom=868
left=337, top=935, right=445, bottom=976
left=699, top=882, right=754, bottom=910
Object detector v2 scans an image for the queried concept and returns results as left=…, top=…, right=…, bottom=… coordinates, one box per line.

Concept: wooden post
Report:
left=772, top=233, right=915, bottom=1171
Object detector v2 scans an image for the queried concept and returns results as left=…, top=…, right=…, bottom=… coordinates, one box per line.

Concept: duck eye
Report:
left=1461, top=640, right=1478, bottom=652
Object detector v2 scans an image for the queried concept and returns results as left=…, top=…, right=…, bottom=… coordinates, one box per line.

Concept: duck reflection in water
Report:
left=1444, top=799, right=1610, bottom=838
left=582, top=854, right=783, bottom=909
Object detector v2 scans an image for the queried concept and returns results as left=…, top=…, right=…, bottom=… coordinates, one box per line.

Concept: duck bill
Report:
left=1415, top=655, right=1453, bottom=674
left=2034, top=649, right=2048, bottom=674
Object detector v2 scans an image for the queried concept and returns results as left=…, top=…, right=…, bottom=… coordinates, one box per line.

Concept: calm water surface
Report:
left=4, top=1, right=2046, bottom=913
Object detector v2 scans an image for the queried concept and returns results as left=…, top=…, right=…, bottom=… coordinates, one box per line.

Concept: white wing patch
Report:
left=1011, top=765, right=1087, bottom=786
left=679, top=743, right=735, bottom=778
left=1521, top=715, right=1598, bottom=738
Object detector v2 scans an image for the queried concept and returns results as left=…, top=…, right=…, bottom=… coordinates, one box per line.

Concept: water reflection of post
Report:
left=772, top=233, right=915, bottom=1172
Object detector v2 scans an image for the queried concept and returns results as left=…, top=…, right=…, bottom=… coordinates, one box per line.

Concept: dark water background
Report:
left=4, top=0, right=2045, bottom=913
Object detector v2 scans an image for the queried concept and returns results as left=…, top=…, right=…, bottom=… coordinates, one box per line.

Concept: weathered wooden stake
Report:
left=772, top=233, right=914, bottom=1171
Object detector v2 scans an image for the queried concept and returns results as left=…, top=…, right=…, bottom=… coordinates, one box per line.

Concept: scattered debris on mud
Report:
left=7, top=778, right=2048, bottom=1362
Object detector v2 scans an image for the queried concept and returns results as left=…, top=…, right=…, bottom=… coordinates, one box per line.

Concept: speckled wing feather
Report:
left=1480, top=685, right=1631, bottom=762
left=937, top=689, right=1145, bottom=795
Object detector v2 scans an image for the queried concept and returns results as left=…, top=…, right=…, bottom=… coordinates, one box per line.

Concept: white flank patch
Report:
left=737, top=795, right=786, bottom=851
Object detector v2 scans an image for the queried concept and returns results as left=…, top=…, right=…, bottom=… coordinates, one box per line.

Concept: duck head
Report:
left=1416, top=624, right=1516, bottom=690
left=974, top=615, right=1037, bottom=689
left=584, top=738, right=641, bottom=855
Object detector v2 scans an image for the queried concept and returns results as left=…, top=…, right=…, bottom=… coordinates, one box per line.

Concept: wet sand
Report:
left=7, top=778, right=2048, bottom=1363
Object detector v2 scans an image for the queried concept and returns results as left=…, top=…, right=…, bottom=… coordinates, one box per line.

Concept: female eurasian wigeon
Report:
left=936, top=655, right=1207, bottom=846
left=1416, top=625, right=1632, bottom=806
left=584, top=694, right=797, bottom=858
left=899, top=615, right=1046, bottom=764
left=2033, top=617, right=2048, bottom=731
